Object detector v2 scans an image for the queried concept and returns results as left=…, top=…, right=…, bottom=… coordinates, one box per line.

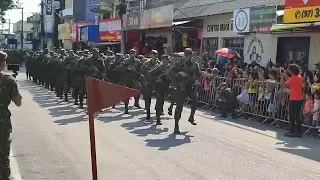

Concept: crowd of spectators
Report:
left=197, top=54, right=320, bottom=138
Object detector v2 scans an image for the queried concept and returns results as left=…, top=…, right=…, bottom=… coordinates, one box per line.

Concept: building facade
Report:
left=12, top=20, right=33, bottom=49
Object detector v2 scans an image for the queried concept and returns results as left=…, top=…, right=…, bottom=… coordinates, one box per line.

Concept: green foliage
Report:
left=0, top=0, right=20, bottom=23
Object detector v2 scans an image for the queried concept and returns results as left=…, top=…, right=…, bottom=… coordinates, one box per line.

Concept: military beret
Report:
left=0, top=51, right=8, bottom=61
left=115, top=53, right=123, bottom=57
left=184, top=48, right=192, bottom=55
left=129, top=49, right=136, bottom=52
left=107, top=50, right=114, bottom=54
left=68, top=50, right=73, bottom=52
left=172, top=53, right=182, bottom=57
left=137, top=55, right=144, bottom=58
left=150, top=50, right=158, bottom=54
left=161, top=54, right=170, bottom=59
left=84, top=49, right=89, bottom=52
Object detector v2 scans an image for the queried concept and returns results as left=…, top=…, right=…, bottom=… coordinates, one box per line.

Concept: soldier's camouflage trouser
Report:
left=0, top=122, right=11, bottom=180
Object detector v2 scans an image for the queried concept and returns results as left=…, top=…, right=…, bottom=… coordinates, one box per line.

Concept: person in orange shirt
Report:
left=281, top=64, right=304, bottom=138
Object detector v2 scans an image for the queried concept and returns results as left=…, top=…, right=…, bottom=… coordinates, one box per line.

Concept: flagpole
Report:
left=88, top=113, right=98, bottom=180
left=87, top=78, right=98, bottom=180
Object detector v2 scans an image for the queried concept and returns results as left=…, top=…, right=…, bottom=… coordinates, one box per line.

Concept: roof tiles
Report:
left=173, top=0, right=285, bottom=19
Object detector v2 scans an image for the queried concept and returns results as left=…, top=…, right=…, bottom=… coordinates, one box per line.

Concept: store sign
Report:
left=246, top=36, right=264, bottom=64
left=140, top=5, right=173, bottom=29
left=46, top=0, right=53, bottom=15
left=99, top=18, right=121, bottom=41
left=80, top=26, right=88, bottom=41
left=207, top=22, right=233, bottom=32
left=123, top=12, right=141, bottom=30
left=58, top=23, right=71, bottom=40
left=284, top=0, right=320, bottom=23
left=71, top=22, right=93, bottom=42
left=250, top=6, right=276, bottom=32
left=233, top=8, right=250, bottom=33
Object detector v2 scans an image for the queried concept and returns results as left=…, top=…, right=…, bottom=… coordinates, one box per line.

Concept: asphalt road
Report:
left=8, top=71, right=320, bottom=180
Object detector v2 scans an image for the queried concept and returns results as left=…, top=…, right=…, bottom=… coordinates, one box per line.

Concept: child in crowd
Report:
left=312, top=90, right=320, bottom=127
left=216, top=82, right=237, bottom=118
left=303, top=93, right=313, bottom=126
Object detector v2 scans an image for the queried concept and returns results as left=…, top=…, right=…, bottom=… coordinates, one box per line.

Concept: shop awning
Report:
left=172, top=21, right=190, bottom=26
left=92, top=42, right=120, bottom=46
left=271, top=23, right=313, bottom=31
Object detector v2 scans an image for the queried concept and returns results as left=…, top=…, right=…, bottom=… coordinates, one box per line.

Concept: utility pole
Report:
left=119, top=0, right=126, bottom=54
left=21, top=8, right=24, bottom=49
left=40, top=0, right=45, bottom=50
left=8, top=19, right=11, bottom=33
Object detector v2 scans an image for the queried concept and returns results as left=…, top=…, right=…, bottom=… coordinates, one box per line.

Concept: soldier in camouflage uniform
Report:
left=73, top=50, right=89, bottom=108
left=0, top=51, right=22, bottom=180
left=121, top=49, right=141, bottom=114
left=55, top=50, right=68, bottom=99
left=140, top=50, right=161, bottom=119
left=169, top=48, right=201, bottom=134
left=167, top=53, right=183, bottom=115
left=150, top=54, right=171, bottom=124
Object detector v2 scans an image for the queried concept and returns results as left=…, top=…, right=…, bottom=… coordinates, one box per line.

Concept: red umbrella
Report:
left=216, top=48, right=241, bottom=59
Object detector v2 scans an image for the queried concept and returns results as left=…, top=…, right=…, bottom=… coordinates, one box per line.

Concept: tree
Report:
left=90, top=0, right=119, bottom=19
left=0, top=0, right=19, bottom=23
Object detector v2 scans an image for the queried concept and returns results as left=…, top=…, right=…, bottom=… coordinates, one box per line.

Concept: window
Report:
left=202, top=37, right=219, bottom=60
left=221, top=37, right=244, bottom=58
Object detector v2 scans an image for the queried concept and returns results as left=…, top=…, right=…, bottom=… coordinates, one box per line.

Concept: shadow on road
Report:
left=19, top=79, right=87, bottom=125
left=145, top=132, right=194, bottom=151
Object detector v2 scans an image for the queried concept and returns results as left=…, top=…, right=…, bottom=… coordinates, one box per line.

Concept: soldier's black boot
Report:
left=188, top=110, right=197, bottom=125
left=64, top=93, right=68, bottom=102
left=174, top=120, right=180, bottom=134
left=124, top=104, right=129, bottom=114
left=156, top=116, right=162, bottom=125
left=79, top=101, right=84, bottom=109
left=146, top=109, right=151, bottom=120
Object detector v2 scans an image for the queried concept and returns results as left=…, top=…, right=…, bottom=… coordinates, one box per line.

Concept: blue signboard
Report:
left=80, top=25, right=99, bottom=42
left=46, top=0, right=53, bottom=15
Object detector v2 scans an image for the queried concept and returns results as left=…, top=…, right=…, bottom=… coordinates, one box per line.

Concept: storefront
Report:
left=98, top=18, right=121, bottom=52
left=122, top=12, right=142, bottom=53
left=79, top=25, right=99, bottom=50
left=281, top=0, right=320, bottom=69
left=202, top=13, right=244, bottom=60
left=139, top=5, right=174, bottom=55
left=71, top=21, right=93, bottom=50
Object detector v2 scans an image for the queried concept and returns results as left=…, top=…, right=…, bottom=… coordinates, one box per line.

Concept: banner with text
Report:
left=284, top=0, right=320, bottom=23
left=99, top=18, right=121, bottom=42
left=123, top=12, right=141, bottom=30
left=250, top=6, right=277, bottom=32
left=140, top=5, right=173, bottom=29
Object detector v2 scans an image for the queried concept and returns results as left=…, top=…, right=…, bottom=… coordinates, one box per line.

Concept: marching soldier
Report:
left=168, top=52, right=183, bottom=115
left=140, top=50, right=161, bottom=119
left=169, top=48, right=201, bottom=134
left=150, top=54, right=171, bottom=125
left=0, top=51, right=22, bottom=180
left=121, top=49, right=141, bottom=114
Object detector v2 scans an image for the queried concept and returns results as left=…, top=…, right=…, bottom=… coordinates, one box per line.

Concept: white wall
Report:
left=202, top=13, right=243, bottom=49
left=244, top=33, right=320, bottom=70
left=12, top=21, right=33, bottom=33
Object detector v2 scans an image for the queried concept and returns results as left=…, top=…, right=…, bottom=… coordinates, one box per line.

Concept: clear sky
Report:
left=2, top=0, right=41, bottom=33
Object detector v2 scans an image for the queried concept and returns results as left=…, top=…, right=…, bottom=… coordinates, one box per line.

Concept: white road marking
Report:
left=10, top=150, right=23, bottom=180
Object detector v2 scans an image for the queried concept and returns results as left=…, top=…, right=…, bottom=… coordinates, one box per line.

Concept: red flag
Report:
left=86, top=77, right=139, bottom=180
left=87, top=77, right=140, bottom=116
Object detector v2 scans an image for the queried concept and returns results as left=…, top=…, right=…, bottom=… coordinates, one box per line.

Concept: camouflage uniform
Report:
left=121, top=49, right=141, bottom=114
left=169, top=48, right=201, bottom=133
left=150, top=54, right=171, bottom=124
left=140, top=50, right=161, bottom=119
left=0, top=71, right=22, bottom=180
